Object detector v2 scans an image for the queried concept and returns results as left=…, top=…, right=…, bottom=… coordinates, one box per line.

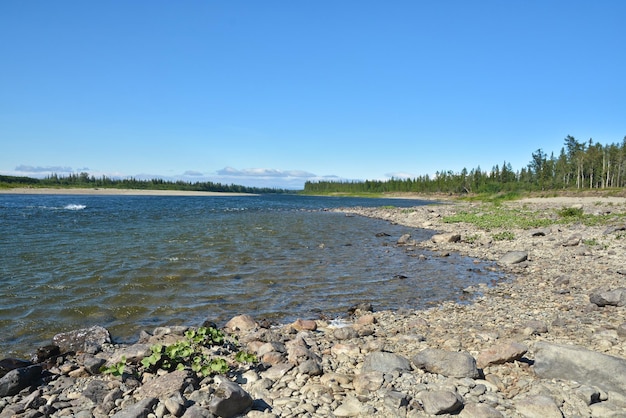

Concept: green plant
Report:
left=492, top=231, right=515, bottom=241
left=235, top=351, right=258, bottom=364
left=463, top=234, right=481, bottom=244
left=141, top=326, right=231, bottom=377
left=101, top=356, right=126, bottom=377
left=557, top=206, right=583, bottom=218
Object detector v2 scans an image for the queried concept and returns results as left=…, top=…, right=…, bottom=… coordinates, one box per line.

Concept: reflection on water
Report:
left=0, top=194, right=504, bottom=357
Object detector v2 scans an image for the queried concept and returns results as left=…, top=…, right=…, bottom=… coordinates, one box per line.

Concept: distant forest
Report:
left=304, top=135, right=626, bottom=194
left=0, top=173, right=291, bottom=194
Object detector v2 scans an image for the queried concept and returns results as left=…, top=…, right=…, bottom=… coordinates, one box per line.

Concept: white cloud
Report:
left=14, top=165, right=75, bottom=175
left=216, top=167, right=316, bottom=178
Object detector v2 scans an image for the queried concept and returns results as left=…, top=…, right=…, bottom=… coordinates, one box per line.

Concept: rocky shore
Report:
left=2, top=196, right=626, bottom=417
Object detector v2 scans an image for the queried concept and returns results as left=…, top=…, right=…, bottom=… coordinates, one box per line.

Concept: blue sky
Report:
left=1, top=1, right=624, bottom=189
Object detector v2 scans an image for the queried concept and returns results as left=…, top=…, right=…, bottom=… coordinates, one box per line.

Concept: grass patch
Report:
left=492, top=231, right=515, bottom=241
left=444, top=204, right=626, bottom=231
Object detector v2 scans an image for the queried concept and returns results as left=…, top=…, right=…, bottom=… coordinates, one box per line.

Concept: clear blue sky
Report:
left=1, top=1, right=624, bottom=189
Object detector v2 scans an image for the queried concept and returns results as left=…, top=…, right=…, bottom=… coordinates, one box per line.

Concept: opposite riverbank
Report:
left=0, top=187, right=255, bottom=196
left=2, top=196, right=626, bottom=417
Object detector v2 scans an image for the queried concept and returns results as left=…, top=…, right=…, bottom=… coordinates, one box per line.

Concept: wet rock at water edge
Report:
left=224, top=314, right=257, bottom=332
left=431, top=233, right=461, bottom=244
left=52, top=325, right=111, bottom=354
left=497, top=251, right=528, bottom=266
left=0, top=358, right=32, bottom=378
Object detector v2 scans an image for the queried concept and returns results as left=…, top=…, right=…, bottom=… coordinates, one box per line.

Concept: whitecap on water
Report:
left=64, top=204, right=86, bottom=210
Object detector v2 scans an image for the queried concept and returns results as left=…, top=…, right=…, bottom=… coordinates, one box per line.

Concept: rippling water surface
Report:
left=0, top=194, right=503, bottom=357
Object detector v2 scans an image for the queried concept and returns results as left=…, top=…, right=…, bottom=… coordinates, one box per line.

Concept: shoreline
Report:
left=0, top=187, right=256, bottom=196
left=2, top=196, right=626, bottom=416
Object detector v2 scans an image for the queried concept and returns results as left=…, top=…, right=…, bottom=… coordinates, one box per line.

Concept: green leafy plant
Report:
left=140, top=326, right=232, bottom=377
left=101, top=356, right=126, bottom=377
left=235, top=351, right=258, bottom=364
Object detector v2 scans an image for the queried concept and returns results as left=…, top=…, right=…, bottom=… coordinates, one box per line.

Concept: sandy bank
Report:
left=0, top=187, right=256, bottom=197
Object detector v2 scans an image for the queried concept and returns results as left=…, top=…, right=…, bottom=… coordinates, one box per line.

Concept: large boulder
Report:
left=0, top=365, right=42, bottom=397
left=362, top=352, right=411, bottom=374
left=534, top=341, right=626, bottom=394
left=412, top=348, right=479, bottom=378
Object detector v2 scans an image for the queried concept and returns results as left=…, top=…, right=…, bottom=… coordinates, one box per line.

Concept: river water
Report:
left=0, top=194, right=503, bottom=357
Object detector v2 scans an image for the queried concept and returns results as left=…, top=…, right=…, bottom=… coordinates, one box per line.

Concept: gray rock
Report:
left=52, top=325, right=111, bottom=354
left=0, top=365, right=42, bottom=397
left=534, top=341, right=626, bottom=394
left=107, top=343, right=152, bottom=365
left=362, top=351, right=411, bottom=373
left=298, top=358, right=323, bottom=376
left=412, top=348, right=479, bottom=378
left=575, top=385, right=601, bottom=405
left=208, top=378, right=253, bottom=418
left=459, top=403, right=504, bottom=418
left=477, top=340, right=528, bottom=368
left=82, top=379, right=110, bottom=403
left=589, top=287, right=626, bottom=307
left=562, top=233, right=582, bottom=247
left=431, top=233, right=461, bottom=244
left=498, top=251, right=528, bottom=265
left=181, top=405, right=214, bottom=418
left=80, top=354, right=107, bottom=374
left=353, top=371, right=384, bottom=395
left=397, top=233, right=413, bottom=245
left=164, top=393, right=186, bottom=417
left=135, top=369, right=195, bottom=399
left=333, top=326, right=359, bottom=340
left=333, top=396, right=363, bottom=417
left=420, top=390, right=463, bottom=415
left=514, top=395, right=563, bottom=418
left=112, top=397, right=158, bottom=418
left=459, top=402, right=504, bottom=417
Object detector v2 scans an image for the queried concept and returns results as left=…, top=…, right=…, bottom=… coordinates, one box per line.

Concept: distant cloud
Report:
left=15, top=165, right=75, bottom=174
left=182, top=170, right=204, bottom=177
left=216, top=167, right=316, bottom=178
left=384, top=171, right=415, bottom=179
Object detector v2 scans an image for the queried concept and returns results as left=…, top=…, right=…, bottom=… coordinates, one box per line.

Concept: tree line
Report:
left=304, top=135, right=626, bottom=194
left=0, top=173, right=292, bottom=194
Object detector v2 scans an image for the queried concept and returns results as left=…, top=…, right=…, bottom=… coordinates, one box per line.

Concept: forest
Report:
left=304, top=135, right=626, bottom=194
left=0, top=173, right=291, bottom=194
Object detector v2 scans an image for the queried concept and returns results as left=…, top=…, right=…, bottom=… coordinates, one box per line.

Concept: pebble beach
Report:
left=2, top=194, right=626, bottom=417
